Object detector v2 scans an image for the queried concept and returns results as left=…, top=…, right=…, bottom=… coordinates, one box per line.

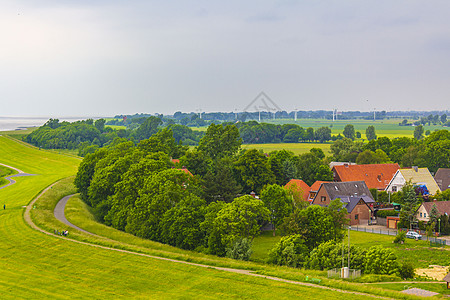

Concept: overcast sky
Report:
left=2, top=1, right=450, bottom=117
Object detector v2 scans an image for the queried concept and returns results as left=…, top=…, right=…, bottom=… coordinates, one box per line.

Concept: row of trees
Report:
left=329, top=130, right=450, bottom=172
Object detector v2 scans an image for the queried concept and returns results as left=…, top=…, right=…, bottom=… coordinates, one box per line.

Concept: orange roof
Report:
left=332, top=163, right=400, bottom=190
left=310, top=181, right=329, bottom=192
left=179, top=167, right=193, bottom=177
left=285, top=179, right=310, bottom=201
left=171, top=158, right=180, bottom=164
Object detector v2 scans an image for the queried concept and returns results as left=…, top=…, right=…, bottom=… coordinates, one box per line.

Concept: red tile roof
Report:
left=310, top=181, right=329, bottom=192
left=285, top=179, right=310, bottom=201
left=171, top=158, right=180, bottom=164
left=332, top=163, right=400, bottom=190
left=179, top=167, right=193, bottom=177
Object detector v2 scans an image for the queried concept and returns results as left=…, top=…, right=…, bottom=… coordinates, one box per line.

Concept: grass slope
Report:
left=1, top=136, right=411, bottom=299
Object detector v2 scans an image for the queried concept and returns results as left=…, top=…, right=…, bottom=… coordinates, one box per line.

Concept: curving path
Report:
left=50, top=197, right=393, bottom=299
left=0, top=162, right=36, bottom=190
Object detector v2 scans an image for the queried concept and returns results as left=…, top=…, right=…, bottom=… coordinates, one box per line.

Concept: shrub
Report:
left=393, top=231, right=406, bottom=244
left=268, top=234, right=308, bottom=268
left=364, top=246, right=398, bottom=275
left=306, top=241, right=366, bottom=272
left=225, top=238, right=252, bottom=261
left=376, top=210, right=399, bottom=218
left=398, top=261, right=415, bottom=279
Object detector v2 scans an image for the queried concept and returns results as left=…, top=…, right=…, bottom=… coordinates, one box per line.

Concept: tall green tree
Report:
left=198, top=124, right=241, bottom=159
left=399, top=181, right=420, bottom=229
left=315, top=127, right=332, bottom=143
left=327, top=198, right=349, bottom=241
left=134, top=116, right=162, bottom=141
left=260, top=184, right=293, bottom=235
left=343, top=124, right=355, bottom=140
left=203, top=158, right=242, bottom=203
left=235, top=149, right=275, bottom=193
left=413, top=125, right=424, bottom=140
left=365, top=125, right=377, bottom=141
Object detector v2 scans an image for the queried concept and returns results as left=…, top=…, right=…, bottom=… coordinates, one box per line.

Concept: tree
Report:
left=365, top=125, right=377, bottom=141
left=134, top=116, right=162, bottom=141
left=203, top=158, right=242, bottom=203
left=260, top=184, right=293, bottom=235
left=208, top=195, right=270, bottom=256
left=198, top=124, right=241, bottom=159
left=268, top=234, right=309, bottom=268
left=343, top=124, right=355, bottom=140
left=441, top=114, right=447, bottom=124
left=356, top=131, right=362, bottom=139
left=327, top=198, right=348, bottom=241
left=179, top=149, right=212, bottom=177
left=315, top=127, right=332, bottom=143
left=234, top=149, right=275, bottom=193
left=281, top=205, right=335, bottom=251
left=94, top=118, right=106, bottom=133
left=225, top=238, right=253, bottom=261
left=429, top=203, right=439, bottom=226
left=160, top=195, right=207, bottom=250
left=399, top=181, right=420, bottom=229
left=307, top=241, right=366, bottom=271
left=413, top=125, right=424, bottom=140
left=356, top=149, right=391, bottom=164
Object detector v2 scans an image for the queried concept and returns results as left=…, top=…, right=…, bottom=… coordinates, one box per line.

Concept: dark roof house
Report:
left=435, top=168, right=450, bottom=191
left=312, top=181, right=375, bottom=225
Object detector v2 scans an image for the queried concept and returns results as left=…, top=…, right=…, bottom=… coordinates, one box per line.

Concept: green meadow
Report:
left=0, top=135, right=418, bottom=299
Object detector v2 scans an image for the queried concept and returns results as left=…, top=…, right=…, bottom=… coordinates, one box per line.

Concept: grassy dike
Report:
left=0, top=135, right=422, bottom=299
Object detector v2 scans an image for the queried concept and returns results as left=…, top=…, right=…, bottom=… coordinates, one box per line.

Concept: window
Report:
left=355, top=214, right=359, bottom=220
left=392, top=186, right=397, bottom=192
left=321, top=196, right=326, bottom=202
left=420, top=213, right=422, bottom=218
left=424, top=213, right=426, bottom=218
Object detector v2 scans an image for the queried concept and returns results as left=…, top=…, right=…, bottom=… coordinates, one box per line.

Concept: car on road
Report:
left=406, top=231, right=422, bottom=240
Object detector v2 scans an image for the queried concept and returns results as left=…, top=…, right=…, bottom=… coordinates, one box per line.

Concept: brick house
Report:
left=311, top=181, right=375, bottom=225
left=331, top=163, right=400, bottom=191
left=308, top=181, right=330, bottom=202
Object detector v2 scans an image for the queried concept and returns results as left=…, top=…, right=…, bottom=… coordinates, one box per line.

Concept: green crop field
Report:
left=242, top=142, right=332, bottom=155
left=0, top=136, right=417, bottom=299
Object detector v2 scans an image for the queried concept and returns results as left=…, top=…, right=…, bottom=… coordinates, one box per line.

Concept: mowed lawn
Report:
left=0, top=136, right=383, bottom=299
left=252, top=230, right=450, bottom=269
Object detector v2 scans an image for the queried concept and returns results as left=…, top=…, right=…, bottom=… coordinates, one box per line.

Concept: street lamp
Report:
left=348, top=226, right=351, bottom=269
left=438, top=218, right=441, bottom=236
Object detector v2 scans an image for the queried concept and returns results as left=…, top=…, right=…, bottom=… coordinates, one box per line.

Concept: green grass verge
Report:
left=252, top=229, right=450, bottom=269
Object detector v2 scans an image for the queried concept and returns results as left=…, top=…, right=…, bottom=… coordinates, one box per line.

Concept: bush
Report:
left=225, top=238, right=252, bottom=261
left=376, top=210, right=399, bottom=218
left=398, top=261, right=415, bottom=279
left=393, top=231, right=406, bottom=244
left=306, top=241, right=366, bottom=272
left=268, top=234, right=308, bottom=268
left=364, top=246, right=398, bottom=275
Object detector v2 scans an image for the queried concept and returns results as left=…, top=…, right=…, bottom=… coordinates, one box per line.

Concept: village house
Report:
left=311, top=181, right=375, bottom=225
left=415, top=201, right=450, bottom=223
left=331, top=163, right=400, bottom=191
left=308, top=181, right=329, bottom=202
left=434, top=168, right=450, bottom=191
left=385, top=167, right=441, bottom=195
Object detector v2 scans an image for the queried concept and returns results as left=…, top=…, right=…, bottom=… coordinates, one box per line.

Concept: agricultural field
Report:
left=242, top=142, right=332, bottom=155
left=0, top=135, right=416, bottom=299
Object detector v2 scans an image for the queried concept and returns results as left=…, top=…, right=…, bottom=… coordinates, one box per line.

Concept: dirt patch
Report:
left=415, top=265, right=449, bottom=281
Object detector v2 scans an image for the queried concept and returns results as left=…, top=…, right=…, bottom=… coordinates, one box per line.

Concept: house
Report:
left=415, top=201, right=450, bottom=223
left=331, top=163, right=400, bottom=190
left=385, top=167, right=441, bottom=195
left=284, top=179, right=310, bottom=202
left=311, top=181, right=375, bottom=225
left=435, top=168, right=450, bottom=191
left=308, top=181, right=330, bottom=202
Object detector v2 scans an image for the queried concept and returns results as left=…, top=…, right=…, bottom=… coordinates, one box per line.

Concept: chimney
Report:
left=412, top=166, right=418, bottom=172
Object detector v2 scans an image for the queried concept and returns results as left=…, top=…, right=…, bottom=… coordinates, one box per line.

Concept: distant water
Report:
left=0, top=116, right=91, bottom=132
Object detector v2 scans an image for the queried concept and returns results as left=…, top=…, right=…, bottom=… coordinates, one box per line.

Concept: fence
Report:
left=349, top=226, right=450, bottom=245
left=327, top=268, right=361, bottom=279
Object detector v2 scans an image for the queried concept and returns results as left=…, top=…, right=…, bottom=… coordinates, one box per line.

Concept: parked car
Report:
left=406, top=231, right=422, bottom=240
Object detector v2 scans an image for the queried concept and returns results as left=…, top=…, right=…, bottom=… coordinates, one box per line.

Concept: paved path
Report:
left=53, top=194, right=95, bottom=235
left=0, top=163, right=36, bottom=190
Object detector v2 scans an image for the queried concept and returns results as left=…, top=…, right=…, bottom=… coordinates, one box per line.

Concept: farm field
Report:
left=0, top=135, right=415, bottom=299
left=242, top=142, right=332, bottom=155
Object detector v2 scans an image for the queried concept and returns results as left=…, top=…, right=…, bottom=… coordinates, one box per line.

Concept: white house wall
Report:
left=385, top=171, right=405, bottom=193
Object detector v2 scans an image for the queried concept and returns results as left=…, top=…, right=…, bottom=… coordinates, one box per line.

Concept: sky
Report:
left=1, top=0, right=450, bottom=117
